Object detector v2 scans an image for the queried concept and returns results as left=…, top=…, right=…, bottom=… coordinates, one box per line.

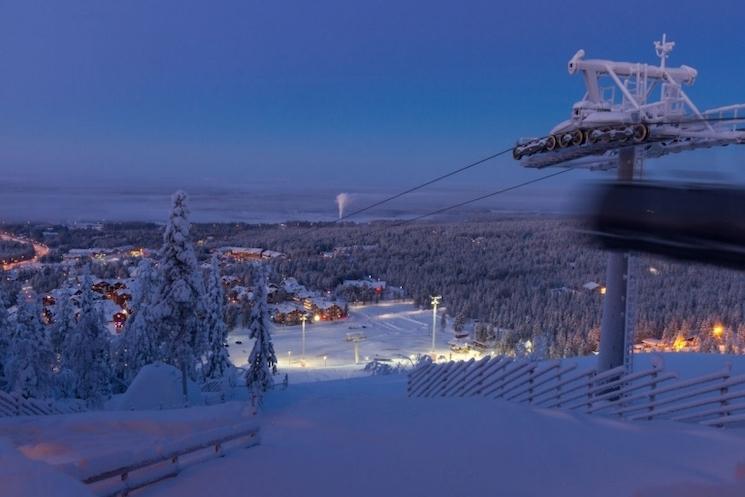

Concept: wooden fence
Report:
left=408, top=356, right=745, bottom=428
left=0, top=390, right=86, bottom=417
left=60, top=420, right=260, bottom=497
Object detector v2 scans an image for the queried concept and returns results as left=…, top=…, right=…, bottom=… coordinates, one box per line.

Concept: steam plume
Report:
left=336, top=193, right=351, bottom=220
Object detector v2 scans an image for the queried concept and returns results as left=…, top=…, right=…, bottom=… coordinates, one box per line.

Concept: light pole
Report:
left=300, top=314, right=308, bottom=364
left=431, top=296, right=442, bottom=355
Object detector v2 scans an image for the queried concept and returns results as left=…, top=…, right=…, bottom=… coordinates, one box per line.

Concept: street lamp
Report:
left=713, top=324, right=725, bottom=339
left=300, top=314, right=308, bottom=363
left=431, top=296, right=442, bottom=355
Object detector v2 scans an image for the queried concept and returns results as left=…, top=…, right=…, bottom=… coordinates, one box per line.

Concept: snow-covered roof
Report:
left=65, top=248, right=115, bottom=257
left=582, top=282, right=601, bottom=291
left=218, top=246, right=263, bottom=255
left=342, top=279, right=386, bottom=289
left=295, top=289, right=316, bottom=299
left=282, top=277, right=306, bottom=293
left=308, top=297, right=345, bottom=310
left=272, top=303, right=305, bottom=314
left=261, top=250, right=285, bottom=259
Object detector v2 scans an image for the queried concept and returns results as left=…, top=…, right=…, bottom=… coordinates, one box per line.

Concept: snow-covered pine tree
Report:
left=51, top=289, right=75, bottom=358
left=50, top=289, right=77, bottom=396
left=245, top=268, right=277, bottom=396
left=150, top=191, right=207, bottom=397
left=63, top=271, right=112, bottom=406
left=113, top=259, right=159, bottom=386
left=4, top=290, right=55, bottom=398
left=203, top=255, right=231, bottom=380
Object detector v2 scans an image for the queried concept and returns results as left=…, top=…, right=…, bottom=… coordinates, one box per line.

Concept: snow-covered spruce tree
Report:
left=63, top=272, right=112, bottom=406
left=113, top=259, right=159, bottom=387
left=50, top=289, right=77, bottom=397
left=51, top=289, right=75, bottom=359
left=150, top=191, right=207, bottom=398
left=203, top=255, right=231, bottom=380
left=245, top=268, right=277, bottom=396
left=4, top=291, right=54, bottom=398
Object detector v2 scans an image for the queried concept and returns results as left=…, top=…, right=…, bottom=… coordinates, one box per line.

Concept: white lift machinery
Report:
left=514, top=35, right=745, bottom=170
left=513, top=36, right=745, bottom=373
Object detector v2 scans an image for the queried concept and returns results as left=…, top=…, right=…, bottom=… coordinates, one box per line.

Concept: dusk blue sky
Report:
left=1, top=1, right=744, bottom=220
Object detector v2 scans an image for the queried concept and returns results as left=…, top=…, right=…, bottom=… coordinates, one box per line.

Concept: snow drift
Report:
left=111, top=362, right=204, bottom=411
left=0, top=439, right=93, bottom=497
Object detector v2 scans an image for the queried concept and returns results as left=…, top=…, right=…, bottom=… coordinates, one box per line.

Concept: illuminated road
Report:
left=0, top=232, right=49, bottom=270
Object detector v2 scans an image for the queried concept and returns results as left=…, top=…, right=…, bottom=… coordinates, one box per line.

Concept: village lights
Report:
left=313, top=314, right=321, bottom=322
left=713, top=324, right=725, bottom=339
left=431, top=296, right=442, bottom=354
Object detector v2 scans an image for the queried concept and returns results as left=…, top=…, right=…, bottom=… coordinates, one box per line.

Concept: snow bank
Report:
left=0, top=401, right=254, bottom=468
left=112, top=362, right=204, bottom=411
left=137, top=375, right=745, bottom=497
left=57, top=418, right=259, bottom=482
left=0, top=438, right=93, bottom=497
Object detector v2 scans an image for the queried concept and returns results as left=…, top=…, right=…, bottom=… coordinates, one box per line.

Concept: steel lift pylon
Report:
left=514, top=35, right=745, bottom=372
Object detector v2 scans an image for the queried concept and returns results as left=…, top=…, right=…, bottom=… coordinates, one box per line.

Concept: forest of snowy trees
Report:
left=0, top=239, right=34, bottom=263
left=0, top=192, right=275, bottom=403
left=187, top=216, right=745, bottom=358
left=5, top=213, right=745, bottom=371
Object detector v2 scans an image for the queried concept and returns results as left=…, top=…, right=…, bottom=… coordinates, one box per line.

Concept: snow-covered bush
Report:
left=112, top=362, right=203, bottom=410
left=364, top=359, right=405, bottom=375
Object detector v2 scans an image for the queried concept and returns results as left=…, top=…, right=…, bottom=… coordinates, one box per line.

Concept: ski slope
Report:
left=228, top=302, right=455, bottom=382
left=135, top=374, right=745, bottom=497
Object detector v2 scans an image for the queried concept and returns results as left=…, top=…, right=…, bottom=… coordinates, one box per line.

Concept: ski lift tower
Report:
left=513, top=35, right=745, bottom=372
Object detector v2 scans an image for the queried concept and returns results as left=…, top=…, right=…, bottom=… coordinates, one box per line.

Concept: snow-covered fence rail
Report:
left=0, top=390, right=86, bottom=417
left=408, top=357, right=745, bottom=428
left=63, top=419, right=260, bottom=497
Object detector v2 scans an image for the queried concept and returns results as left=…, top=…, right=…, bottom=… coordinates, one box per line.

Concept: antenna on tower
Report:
left=654, top=33, right=675, bottom=69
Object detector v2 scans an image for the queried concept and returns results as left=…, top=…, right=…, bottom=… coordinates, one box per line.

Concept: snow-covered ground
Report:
left=131, top=374, right=745, bottom=497
left=5, top=301, right=745, bottom=496
left=228, top=301, right=460, bottom=383
left=0, top=402, right=254, bottom=469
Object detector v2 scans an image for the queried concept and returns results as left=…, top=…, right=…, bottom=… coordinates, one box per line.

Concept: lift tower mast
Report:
left=513, top=35, right=745, bottom=372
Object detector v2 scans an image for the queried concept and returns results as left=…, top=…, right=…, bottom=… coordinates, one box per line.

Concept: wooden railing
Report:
left=408, top=356, right=745, bottom=428
left=59, top=420, right=260, bottom=497
left=0, top=390, right=86, bottom=417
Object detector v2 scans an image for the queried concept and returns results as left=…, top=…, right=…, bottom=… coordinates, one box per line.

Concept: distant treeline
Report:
left=0, top=240, right=34, bottom=263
